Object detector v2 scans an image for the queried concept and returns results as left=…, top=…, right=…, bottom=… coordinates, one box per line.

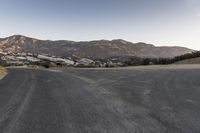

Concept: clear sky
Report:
left=0, top=0, right=200, bottom=50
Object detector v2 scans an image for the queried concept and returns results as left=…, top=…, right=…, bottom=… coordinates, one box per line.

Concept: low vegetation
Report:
left=125, top=51, right=200, bottom=66
left=174, top=57, right=200, bottom=64
left=1, top=51, right=199, bottom=69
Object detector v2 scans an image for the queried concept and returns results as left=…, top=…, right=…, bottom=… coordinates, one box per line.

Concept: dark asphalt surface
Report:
left=0, top=68, right=200, bottom=133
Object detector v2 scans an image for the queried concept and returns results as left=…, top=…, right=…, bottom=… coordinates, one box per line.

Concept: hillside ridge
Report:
left=0, top=35, right=193, bottom=59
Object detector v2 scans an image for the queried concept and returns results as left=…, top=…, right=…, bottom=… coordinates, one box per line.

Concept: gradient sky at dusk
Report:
left=0, top=0, right=200, bottom=49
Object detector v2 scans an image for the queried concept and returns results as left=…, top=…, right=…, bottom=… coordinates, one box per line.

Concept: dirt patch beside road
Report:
left=0, top=66, right=7, bottom=79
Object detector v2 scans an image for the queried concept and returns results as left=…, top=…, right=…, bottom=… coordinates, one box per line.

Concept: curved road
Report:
left=0, top=68, right=200, bottom=133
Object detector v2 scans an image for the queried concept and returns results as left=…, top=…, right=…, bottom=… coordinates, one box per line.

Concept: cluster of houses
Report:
left=0, top=52, right=124, bottom=68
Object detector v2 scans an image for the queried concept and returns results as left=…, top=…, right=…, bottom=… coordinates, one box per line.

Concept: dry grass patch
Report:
left=0, top=66, right=6, bottom=77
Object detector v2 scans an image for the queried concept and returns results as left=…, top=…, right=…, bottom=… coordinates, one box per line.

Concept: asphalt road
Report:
left=0, top=67, right=200, bottom=133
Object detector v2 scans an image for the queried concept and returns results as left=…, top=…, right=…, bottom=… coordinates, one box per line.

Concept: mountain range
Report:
left=0, top=35, right=193, bottom=59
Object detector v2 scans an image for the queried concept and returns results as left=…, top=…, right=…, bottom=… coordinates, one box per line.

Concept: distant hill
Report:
left=0, top=35, right=193, bottom=59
